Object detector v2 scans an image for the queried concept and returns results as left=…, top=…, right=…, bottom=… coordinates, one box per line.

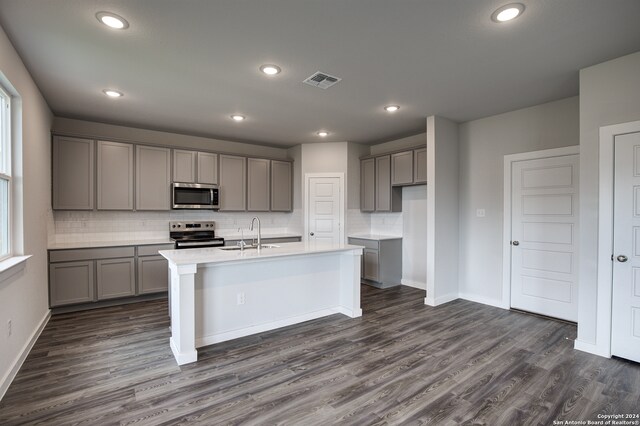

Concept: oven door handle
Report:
left=176, top=240, right=224, bottom=247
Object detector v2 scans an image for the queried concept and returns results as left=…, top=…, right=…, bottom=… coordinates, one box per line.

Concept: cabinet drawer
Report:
left=348, top=238, right=379, bottom=250
left=50, top=246, right=136, bottom=263
left=137, top=244, right=174, bottom=256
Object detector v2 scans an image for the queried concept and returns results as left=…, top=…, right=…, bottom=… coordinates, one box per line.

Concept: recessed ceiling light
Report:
left=103, top=89, right=123, bottom=98
left=260, top=64, right=281, bottom=75
left=384, top=105, right=400, bottom=113
left=231, top=115, right=246, bottom=121
left=96, top=12, right=129, bottom=30
left=317, top=131, right=329, bottom=137
left=491, top=3, right=525, bottom=22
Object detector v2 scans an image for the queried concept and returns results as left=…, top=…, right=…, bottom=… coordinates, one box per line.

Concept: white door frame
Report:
left=584, top=119, right=640, bottom=358
left=502, top=146, right=580, bottom=309
left=304, top=173, right=345, bottom=243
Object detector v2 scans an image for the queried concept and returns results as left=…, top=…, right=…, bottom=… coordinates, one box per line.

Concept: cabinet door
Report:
left=360, top=158, right=375, bottom=212
left=375, top=155, right=391, bottom=211
left=247, top=158, right=270, bottom=211
left=96, top=258, right=135, bottom=300
left=197, top=152, right=218, bottom=184
left=391, top=151, right=414, bottom=185
left=219, top=155, right=246, bottom=211
left=49, top=261, right=95, bottom=307
left=52, top=136, right=94, bottom=210
left=138, top=255, right=169, bottom=294
left=414, top=147, right=427, bottom=184
left=173, top=149, right=197, bottom=183
left=271, top=160, right=292, bottom=212
left=363, top=249, right=380, bottom=282
left=136, top=145, right=171, bottom=210
left=97, top=141, right=134, bottom=210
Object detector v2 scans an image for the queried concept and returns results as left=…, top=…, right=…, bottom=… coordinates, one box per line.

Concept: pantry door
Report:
left=305, top=174, right=344, bottom=245
left=510, top=153, right=579, bottom=322
left=611, top=131, right=640, bottom=363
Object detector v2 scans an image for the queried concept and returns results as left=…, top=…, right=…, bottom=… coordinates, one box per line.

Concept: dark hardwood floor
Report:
left=1, top=285, right=639, bottom=425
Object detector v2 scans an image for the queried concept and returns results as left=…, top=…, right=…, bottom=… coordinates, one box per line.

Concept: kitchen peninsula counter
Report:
left=159, top=242, right=363, bottom=365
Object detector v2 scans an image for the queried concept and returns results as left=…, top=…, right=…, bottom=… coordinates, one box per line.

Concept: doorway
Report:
left=304, top=173, right=345, bottom=244
left=503, top=146, right=579, bottom=322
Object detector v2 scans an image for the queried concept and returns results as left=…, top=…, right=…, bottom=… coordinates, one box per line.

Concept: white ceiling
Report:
left=0, top=1, right=639, bottom=147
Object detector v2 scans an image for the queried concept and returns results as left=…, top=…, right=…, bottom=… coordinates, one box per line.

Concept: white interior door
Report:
left=612, top=131, right=640, bottom=363
left=510, top=154, right=579, bottom=321
left=307, top=176, right=341, bottom=244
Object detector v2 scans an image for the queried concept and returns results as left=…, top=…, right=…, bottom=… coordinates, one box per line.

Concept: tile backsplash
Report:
left=51, top=209, right=303, bottom=245
left=370, top=212, right=403, bottom=235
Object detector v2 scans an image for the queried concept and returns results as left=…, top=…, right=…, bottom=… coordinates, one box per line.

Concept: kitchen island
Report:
left=159, top=242, right=363, bottom=365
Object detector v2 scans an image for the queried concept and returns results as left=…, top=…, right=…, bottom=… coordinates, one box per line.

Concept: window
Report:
left=0, top=84, right=10, bottom=260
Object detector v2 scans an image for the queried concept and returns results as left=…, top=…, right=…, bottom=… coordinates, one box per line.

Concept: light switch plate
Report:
left=476, top=209, right=486, bottom=218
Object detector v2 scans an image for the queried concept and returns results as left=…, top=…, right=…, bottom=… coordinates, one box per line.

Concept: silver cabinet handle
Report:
left=617, top=255, right=628, bottom=263
left=512, top=241, right=520, bottom=246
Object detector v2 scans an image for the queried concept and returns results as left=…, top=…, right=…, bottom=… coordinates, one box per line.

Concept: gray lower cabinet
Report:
left=136, top=145, right=171, bottom=210
left=360, top=158, right=375, bottom=212
left=270, top=160, right=292, bottom=212
left=137, top=255, right=168, bottom=294
left=391, top=151, right=414, bottom=186
left=49, top=261, right=95, bottom=306
left=247, top=158, right=270, bottom=211
left=97, top=140, right=134, bottom=210
left=414, top=147, right=427, bottom=184
left=96, top=258, right=136, bottom=300
left=52, top=136, right=95, bottom=210
left=349, top=237, right=402, bottom=288
left=219, top=154, right=247, bottom=211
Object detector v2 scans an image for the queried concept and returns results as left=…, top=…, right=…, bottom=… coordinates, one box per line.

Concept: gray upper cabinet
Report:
left=414, top=147, right=427, bottom=184
left=136, top=145, right=171, bottom=211
left=247, top=158, right=270, bottom=211
left=219, top=154, right=246, bottom=211
left=375, top=155, right=402, bottom=212
left=172, top=149, right=197, bottom=183
left=271, top=160, right=292, bottom=212
left=391, top=151, right=414, bottom=186
left=360, top=158, right=375, bottom=212
left=197, top=152, right=218, bottom=184
left=52, top=136, right=94, bottom=210
left=97, top=141, right=134, bottom=210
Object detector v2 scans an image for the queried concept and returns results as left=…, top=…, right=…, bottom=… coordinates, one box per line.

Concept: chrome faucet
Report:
left=250, top=217, right=261, bottom=251
left=237, top=228, right=247, bottom=251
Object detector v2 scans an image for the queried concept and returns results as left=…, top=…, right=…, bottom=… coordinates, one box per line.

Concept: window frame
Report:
left=0, top=83, right=11, bottom=261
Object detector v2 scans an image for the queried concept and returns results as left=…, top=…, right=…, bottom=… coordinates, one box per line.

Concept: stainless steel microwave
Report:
left=172, top=183, right=219, bottom=210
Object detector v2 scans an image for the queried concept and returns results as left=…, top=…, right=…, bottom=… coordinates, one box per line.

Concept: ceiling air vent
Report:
left=303, top=71, right=342, bottom=89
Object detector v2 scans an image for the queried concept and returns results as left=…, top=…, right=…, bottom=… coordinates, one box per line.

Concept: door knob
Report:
left=512, top=241, right=520, bottom=246
left=617, top=255, right=628, bottom=263
left=310, top=232, right=315, bottom=236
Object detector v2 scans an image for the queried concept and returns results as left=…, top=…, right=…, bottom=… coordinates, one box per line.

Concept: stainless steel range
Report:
left=169, top=221, right=224, bottom=249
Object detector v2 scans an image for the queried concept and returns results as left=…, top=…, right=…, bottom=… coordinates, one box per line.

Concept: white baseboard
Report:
left=401, top=279, right=426, bottom=290
left=0, top=309, right=51, bottom=401
left=196, top=308, right=346, bottom=348
left=424, top=293, right=458, bottom=306
left=574, top=339, right=611, bottom=358
left=170, top=337, right=198, bottom=366
left=458, top=292, right=505, bottom=309
left=332, top=306, right=363, bottom=318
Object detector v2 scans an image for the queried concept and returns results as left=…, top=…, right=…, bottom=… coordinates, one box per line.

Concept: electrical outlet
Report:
left=237, top=292, right=245, bottom=305
left=7, top=320, right=12, bottom=337
left=476, top=209, right=486, bottom=218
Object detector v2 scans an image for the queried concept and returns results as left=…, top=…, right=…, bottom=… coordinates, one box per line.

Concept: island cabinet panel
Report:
left=197, top=152, right=218, bottom=185
left=247, top=158, right=271, bottom=211
left=360, top=158, right=375, bottom=212
left=96, top=258, right=136, bottom=300
left=136, top=145, right=171, bottom=210
left=391, top=151, right=414, bottom=186
left=97, top=141, right=134, bottom=210
left=414, top=147, right=427, bottom=184
left=49, top=261, right=95, bottom=307
left=138, top=255, right=169, bottom=294
left=271, top=160, right=292, bottom=212
left=52, top=136, right=94, bottom=210
left=173, top=150, right=197, bottom=183
left=219, top=154, right=246, bottom=211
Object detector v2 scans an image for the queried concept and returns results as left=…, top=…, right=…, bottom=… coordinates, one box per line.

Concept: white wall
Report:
left=0, top=24, right=53, bottom=398
left=457, top=97, right=579, bottom=306
left=576, top=51, right=640, bottom=353
left=401, top=186, right=427, bottom=289
left=426, top=116, right=459, bottom=305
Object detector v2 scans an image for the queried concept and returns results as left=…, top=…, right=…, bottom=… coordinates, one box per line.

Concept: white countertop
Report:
left=220, top=232, right=302, bottom=241
left=159, top=241, right=362, bottom=266
left=48, top=239, right=174, bottom=250
left=348, top=234, right=402, bottom=241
